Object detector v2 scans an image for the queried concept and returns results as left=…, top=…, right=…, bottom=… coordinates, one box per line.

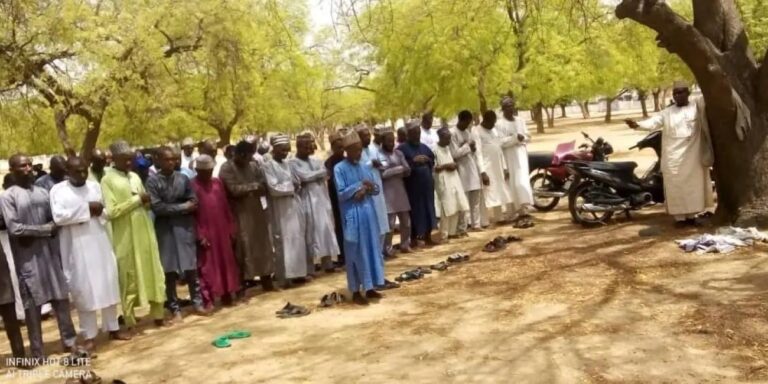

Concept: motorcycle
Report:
left=565, top=130, right=663, bottom=226
left=528, top=132, right=613, bottom=211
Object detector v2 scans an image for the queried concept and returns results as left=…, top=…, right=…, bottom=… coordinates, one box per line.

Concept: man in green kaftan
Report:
left=101, top=140, right=167, bottom=330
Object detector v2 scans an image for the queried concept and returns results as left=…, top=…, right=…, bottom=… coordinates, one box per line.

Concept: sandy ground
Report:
left=4, top=111, right=768, bottom=383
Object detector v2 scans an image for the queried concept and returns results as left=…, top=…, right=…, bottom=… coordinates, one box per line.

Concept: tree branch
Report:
left=615, top=0, right=732, bottom=104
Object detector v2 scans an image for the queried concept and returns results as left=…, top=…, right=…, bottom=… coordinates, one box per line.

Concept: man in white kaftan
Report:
left=263, top=135, right=308, bottom=286
left=626, top=81, right=714, bottom=224
left=289, top=134, right=340, bottom=272
left=434, top=128, right=469, bottom=239
left=498, top=97, right=535, bottom=221
left=49, top=157, right=128, bottom=350
left=451, top=110, right=487, bottom=230
left=474, top=110, right=514, bottom=223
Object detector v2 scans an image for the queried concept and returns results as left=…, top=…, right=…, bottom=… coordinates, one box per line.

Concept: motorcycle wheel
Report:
left=568, top=181, right=614, bottom=226
left=530, top=172, right=560, bottom=212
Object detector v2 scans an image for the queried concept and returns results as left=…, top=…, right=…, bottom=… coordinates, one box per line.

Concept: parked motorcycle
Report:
left=528, top=132, right=613, bottom=211
left=565, top=130, right=663, bottom=226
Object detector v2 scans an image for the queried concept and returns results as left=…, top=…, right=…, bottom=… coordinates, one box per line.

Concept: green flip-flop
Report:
left=224, top=330, right=251, bottom=339
left=212, top=336, right=232, bottom=348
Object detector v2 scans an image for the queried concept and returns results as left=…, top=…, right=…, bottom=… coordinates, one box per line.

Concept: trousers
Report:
left=78, top=304, right=120, bottom=340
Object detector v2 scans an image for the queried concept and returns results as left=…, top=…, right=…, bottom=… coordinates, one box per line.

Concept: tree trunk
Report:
left=54, top=109, right=76, bottom=158
left=532, top=102, right=545, bottom=133
left=615, top=0, right=768, bottom=225
left=661, top=88, right=669, bottom=107
left=559, top=103, right=567, bottom=118
left=604, top=98, right=613, bottom=123
left=546, top=106, right=555, bottom=128
left=580, top=101, right=591, bottom=119
left=652, top=88, right=662, bottom=112
left=80, top=118, right=102, bottom=162
left=217, top=127, right=232, bottom=147
left=638, top=89, right=649, bottom=117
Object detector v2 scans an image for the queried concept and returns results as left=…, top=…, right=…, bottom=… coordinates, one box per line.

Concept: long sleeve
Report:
left=50, top=187, right=90, bottom=227
left=146, top=176, right=192, bottom=217
left=289, top=160, right=327, bottom=183
left=219, top=163, right=261, bottom=198
left=637, top=114, right=663, bottom=131
left=0, top=192, right=54, bottom=237
left=334, top=163, right=365, bottom=202
left=263, top=162, right=295, bottom=197
left=425, top=146, right=436, bottom=169
left=382, top=165, right=406, bottom=179
left=474, top=132, right=486, bottom=174
left=450, top=132, right=472, bottom=160
left=101, top=177, right=143, bottom=220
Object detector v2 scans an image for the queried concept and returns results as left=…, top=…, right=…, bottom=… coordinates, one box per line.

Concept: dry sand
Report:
left=4, top=111, right=768, bottom=383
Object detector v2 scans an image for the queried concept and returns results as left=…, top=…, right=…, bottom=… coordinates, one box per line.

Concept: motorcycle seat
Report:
left=581, top=161, right=637, bottom=172
left=528, top=152, right=554, bottom=170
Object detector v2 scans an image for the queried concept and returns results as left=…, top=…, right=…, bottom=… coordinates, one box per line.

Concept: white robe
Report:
left=262, top=159, right=308, bottom=279
left=474, top=125, right=513, bottom=208
left=434, top=145, right=469, bottom=217
left=497, top=117, right=535, bottom=210
left=289, top=157, right=340, bottom=262
left=450, top=127, right=484, bottom=193
left=637, top=101, right=714, bottom=216
left=49, top=181, right=120, bottom=312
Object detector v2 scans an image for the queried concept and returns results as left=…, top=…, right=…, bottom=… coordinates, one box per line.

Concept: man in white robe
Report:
left=451, top=110, right=487, bottom=231
left=420, top=112, right=439, bottom=150
left=289, top=134, right=340, bottom=273
left=180, top=137, right=196, bottom=171
left=498, top=96, right=535, bottom=226
left=50, top=157, right=130, bottom=352
left=474, top=110, right=514, bottom=224
left=626, top=81, right=714, bottom=225
left=262, top=134, right=308, bottom=287
left=434, top=128, right=470, bottom=239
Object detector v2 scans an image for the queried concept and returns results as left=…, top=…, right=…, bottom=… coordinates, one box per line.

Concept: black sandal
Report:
left=506, top=235, right=523, bottom=242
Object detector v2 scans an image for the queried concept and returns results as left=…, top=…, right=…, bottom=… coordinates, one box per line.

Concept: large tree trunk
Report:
left=616, top=0, right=768, bottom=225
left=217, top=127, right=232, bottom=147
left=559, top=103, right=567, bottom=118
left=638, top=89, right=649, bottom=117
left=604, top=99, right=613, bottom=123
left=652, top=88, right=662, bottom=112
left=532, top=102, right=545, bottom=133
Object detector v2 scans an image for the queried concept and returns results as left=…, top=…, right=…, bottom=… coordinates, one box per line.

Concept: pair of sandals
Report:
left=275, top=302, right=311, bottom=318
left=211, top=330, right=252, bottom=348
left=319, top=292, right=346, bottom=307
left=483, top=235, right=522, bottom=252
left=446, top=253, right=471, bottom=263
left=395, top=267, right=431, bottom=282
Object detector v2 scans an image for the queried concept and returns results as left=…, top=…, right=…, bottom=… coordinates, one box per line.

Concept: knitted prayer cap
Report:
left=341, top=130, right=361, bottom=148
left=195, top=154, right=215, bottom=170
left=270, top=134, right=290, bottom=146
left=181, top=137, right=195, bottom=147
left=109, top=140, right=132, bottom=156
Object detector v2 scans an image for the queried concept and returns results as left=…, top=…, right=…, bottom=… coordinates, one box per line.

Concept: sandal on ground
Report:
left=224, top=330, right=251, bottom=339
left=506, top=235, right=523, bottom=242
left=319, top=294, right=334, bottom=308
left=483, top=242, right=499, bottom=253
left=447, top=254, right=464, bottom=263
left=430, top=261, right=449, bottom=271
left=376, top=279, right=401, bottom=290
left=212, top=336, right=232, bottom=348
left=395, top=270, right=420, bottom=282
left=416, top=266, right=433, bottom=274
left=275, top=302, right=296, bottom=315
left=277, top=304, right=311, bottom=318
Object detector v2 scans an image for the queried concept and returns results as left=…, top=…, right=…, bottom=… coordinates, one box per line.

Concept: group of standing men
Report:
left=0, top=95, right=537, bottom=367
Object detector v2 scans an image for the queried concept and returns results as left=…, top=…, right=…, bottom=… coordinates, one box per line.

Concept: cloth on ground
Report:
left=675, top=227, right=768, bottom=254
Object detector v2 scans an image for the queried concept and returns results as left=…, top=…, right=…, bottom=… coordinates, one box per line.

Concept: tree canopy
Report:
left=0, top=0, right=765, bottom=157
